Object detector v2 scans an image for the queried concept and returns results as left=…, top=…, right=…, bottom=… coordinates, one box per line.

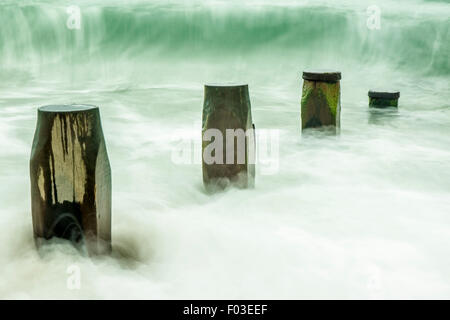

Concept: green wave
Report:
left=0, top=0, right=449, bottom=76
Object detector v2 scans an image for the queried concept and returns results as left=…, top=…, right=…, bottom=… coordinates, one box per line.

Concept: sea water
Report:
left=0, top=0, right=449, bottom=298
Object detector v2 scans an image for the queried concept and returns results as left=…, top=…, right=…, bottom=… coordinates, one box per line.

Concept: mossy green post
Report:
left=301, top=70, right=341, bottom=131
left=368, top=91, right=400, bottom=108
left=30, top=105, right=112, bottom=255
left=202, top=84, right=255, bottom=191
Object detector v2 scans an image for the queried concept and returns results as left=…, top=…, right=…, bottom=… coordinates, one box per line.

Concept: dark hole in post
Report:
left=45, top=201, right=84, bottom=246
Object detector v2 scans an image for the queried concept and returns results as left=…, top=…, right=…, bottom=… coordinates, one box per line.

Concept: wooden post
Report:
left=30, top=105, right=111, bottom=255
left=202, top=84, right=255, bottom=191
left=368, top=91, right=400, bottom=108
left=301, top=70, right=341, bottom=130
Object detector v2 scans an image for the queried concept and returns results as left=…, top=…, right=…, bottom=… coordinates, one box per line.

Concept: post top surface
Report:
left=205, top=83, right=248, bottom=88
left=368, top=91, right=400, bottom=99
left=39, top=104, right=98, bottom=113
left=302, top=69, right=341, bottom=81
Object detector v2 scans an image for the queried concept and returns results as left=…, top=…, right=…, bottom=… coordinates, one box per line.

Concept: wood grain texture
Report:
left=30, top=105, right=111, bottom=255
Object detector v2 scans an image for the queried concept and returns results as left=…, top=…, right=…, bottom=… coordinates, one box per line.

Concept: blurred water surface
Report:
left=0, top=0, right=449, bottom=298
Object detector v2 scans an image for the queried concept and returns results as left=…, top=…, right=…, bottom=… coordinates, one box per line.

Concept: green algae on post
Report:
left=301, top=70, right=341, bottom=131
left=30, top=104, right=112, bottom=255
left=202, top=84, right=255, bottom=192
left=368, top=91, right=400, bottom=108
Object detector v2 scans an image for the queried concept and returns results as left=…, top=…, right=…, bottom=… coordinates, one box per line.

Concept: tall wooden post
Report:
left=30, top=105, right=111, bottom=255
left=369, top=91, right=400, bottom=108
left=202, top=84, right=255, bottom=191
left=301, top=70, right=341, bottom=131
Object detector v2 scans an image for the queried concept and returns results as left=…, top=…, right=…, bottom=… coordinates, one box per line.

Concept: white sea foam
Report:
left=0, top=0, right=449, bottom=299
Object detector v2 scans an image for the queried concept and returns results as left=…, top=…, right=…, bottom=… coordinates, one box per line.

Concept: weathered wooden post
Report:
left=301, top=70, right=341, bottom=131
left=202, top=84, right=255, bottom=191
left=368, top=90, right=400, bottom=108
left=30, top=105, right=111, bottom=255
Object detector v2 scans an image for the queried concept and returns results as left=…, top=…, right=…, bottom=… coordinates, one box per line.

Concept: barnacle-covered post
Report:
left=368, top=91, right=400, bottom=108
left=30, top=105, right=111, bottom=255
left=301, top=70, right=341, bottom=131
left=202, top=84, right=255, bottom=191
